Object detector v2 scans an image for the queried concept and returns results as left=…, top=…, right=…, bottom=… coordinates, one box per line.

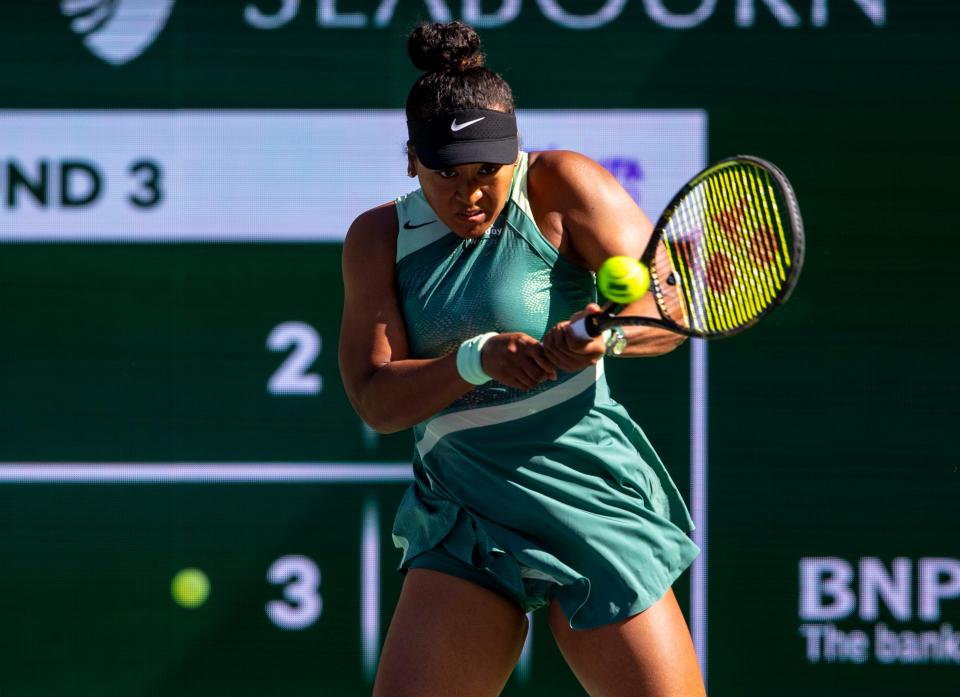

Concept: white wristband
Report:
left=456, top=332, right=498, bottom=385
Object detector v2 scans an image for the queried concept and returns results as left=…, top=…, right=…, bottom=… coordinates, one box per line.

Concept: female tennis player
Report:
left=339, top=21, right=705, bottom=697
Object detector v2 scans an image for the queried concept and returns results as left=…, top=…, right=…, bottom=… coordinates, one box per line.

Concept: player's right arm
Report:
left=339, top=204, right=470, bottom=433
left=338, top=205, right=554, bottom=434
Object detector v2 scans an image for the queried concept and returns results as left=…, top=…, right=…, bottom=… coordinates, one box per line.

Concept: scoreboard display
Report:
left=1, top=3, right=958, bottom=696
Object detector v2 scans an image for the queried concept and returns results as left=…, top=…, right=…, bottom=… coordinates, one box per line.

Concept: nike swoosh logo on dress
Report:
left=450, top=117, right=485, bottom=132
left=403, top=220, right=436, bottom=230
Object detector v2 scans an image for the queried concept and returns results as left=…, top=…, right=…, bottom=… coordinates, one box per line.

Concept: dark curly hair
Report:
left=405, top=21, right=515, bottom=120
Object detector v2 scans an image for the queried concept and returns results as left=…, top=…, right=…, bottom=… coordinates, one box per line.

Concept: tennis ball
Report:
left=171, top=568, right=210, bottom=609
left=597, top=256, right=650, bottom=303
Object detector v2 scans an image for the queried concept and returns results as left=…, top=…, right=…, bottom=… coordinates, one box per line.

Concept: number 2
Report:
left=267, top=321, right=322, bottom=395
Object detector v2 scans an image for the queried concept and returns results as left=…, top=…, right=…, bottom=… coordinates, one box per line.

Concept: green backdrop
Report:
left=1, top=2, right=957, bottom=695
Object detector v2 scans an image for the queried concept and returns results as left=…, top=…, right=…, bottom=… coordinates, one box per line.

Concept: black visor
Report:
left=407, top=109, right=519, bottom=170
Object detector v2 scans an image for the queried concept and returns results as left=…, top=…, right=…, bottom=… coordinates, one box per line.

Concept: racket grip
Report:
left=569, top=315, right=603, bottom=340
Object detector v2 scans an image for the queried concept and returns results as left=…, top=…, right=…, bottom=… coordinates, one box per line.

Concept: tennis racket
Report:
left=571, top=155, right=804, bottom=340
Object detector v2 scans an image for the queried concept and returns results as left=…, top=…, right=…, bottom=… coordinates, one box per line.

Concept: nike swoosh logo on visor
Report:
left=403, top=220, right=436, bottom=230
left=450, top=117, right=485, bottom=132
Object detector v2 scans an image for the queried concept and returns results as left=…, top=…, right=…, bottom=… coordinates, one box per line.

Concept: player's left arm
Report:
left=532, top=150, right=684, bottom=365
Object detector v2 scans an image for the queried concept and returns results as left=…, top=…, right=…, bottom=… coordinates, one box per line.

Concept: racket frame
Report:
left=582, top=155, right=805, bottom=339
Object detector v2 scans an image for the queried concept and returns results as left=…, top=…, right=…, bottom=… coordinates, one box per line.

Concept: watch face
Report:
left=606, top=327, right=627, bottom=356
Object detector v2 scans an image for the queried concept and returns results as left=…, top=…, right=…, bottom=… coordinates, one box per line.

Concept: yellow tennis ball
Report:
left=171, top=568, right=210, bottom=609
left=597, top=256, right=650, bottom=303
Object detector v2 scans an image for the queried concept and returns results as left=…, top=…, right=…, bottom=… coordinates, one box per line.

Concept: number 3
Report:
left=128, top=159, right=162, bottom=208
left=266, top=555, right=323, bottom=631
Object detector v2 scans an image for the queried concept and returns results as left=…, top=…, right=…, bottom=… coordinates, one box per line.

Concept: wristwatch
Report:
left=604, top=325, right=627, bottom=356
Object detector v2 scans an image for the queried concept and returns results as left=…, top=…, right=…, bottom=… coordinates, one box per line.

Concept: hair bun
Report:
left=408, top=21, right=485, bottom=73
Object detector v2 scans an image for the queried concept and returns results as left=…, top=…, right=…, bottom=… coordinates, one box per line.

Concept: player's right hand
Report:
left=541, top=303, right=607, bottom=373
left=480, top=332, right=557, bottom=390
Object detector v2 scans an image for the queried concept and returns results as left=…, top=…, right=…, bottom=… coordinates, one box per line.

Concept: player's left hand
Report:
left=541, top=303, right=607, bottom=373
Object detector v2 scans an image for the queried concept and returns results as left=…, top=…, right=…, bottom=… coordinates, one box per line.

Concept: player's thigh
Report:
left=373, top=568, right=529, bottom=697
left=547, top=588, right=705, bottom=697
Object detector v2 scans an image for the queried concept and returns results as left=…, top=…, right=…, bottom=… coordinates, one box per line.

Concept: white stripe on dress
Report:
left=416, top=359, right=604, bottom=459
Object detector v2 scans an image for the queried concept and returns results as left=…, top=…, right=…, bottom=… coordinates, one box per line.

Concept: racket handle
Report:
left=569, top=303, right=623, bottom=341
left=569, top=315, right=604, bottom=340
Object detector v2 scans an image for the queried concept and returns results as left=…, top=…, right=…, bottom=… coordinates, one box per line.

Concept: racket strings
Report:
left=700, top=180, right=748, bottom=331
left=712, top=171, right=768, bottom=316
left=650, top=228, right=691, bottom=328
left=734, top=167, right=788, bottom=294
left=651, top=161, right=795, bottom=334
left=658, top=203, right=708, bottom=329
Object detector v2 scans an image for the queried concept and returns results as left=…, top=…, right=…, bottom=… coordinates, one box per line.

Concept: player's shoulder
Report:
left=345, top=202, right=399, bottom=249
left=528, top=150, right=617, bottom=206
left=343, top=201, right=399, bottom=276
left=528, top=150, right=614, bottom=193
left=528, top=149, right=607, bottom=182
left=348, top=201, right=398, bottom=237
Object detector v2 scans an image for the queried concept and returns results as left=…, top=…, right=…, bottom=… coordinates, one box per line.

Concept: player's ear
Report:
left=406, top=144, right=417, bottom=178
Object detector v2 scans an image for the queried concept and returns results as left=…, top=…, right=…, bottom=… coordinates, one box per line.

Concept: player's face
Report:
left=413, top=158, right=517, bottom=239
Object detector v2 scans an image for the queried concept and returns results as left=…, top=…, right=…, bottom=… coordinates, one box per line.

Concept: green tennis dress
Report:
left=391, top=152, right=698, bottom=629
